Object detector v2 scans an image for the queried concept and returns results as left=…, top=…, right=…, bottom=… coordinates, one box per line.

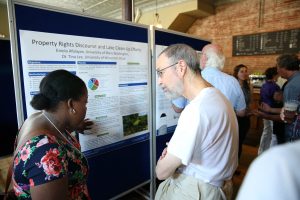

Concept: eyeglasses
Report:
left=156, top=62, right=178, bottom=78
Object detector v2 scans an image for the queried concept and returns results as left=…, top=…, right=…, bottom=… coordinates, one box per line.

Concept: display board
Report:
left=8, top=1, right=151, bottom=199
left=153, top=28, right=210, bottom=160
left=233, top=28, right=300, bottom=56
left=18, top=29, right=150, bottom=152
left=0, top=40, right=18, bottom=156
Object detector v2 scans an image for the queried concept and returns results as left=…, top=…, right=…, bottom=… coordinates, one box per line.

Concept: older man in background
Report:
left=172, top=44, right=246, bottom=117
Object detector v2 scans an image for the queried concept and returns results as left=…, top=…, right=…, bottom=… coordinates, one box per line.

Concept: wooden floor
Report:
left=120, top=127, right=262, bottom=200
left=232, top=144, right=258, bottom=198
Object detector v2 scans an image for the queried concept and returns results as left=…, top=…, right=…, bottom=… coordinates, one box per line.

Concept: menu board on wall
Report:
left=233, top=28, right=300, bottom=56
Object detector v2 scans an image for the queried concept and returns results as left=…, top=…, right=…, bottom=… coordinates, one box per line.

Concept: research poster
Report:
left=155, top=45, right=181, bottom=136
left=19, top=30, right=149, bottom=152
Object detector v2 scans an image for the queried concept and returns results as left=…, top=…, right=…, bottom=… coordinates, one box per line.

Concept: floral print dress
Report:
left=13, top=132, right=90, bottom=200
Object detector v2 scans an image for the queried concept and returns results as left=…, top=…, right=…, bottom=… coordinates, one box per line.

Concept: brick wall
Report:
left=188, top=0, right=300, bottom=75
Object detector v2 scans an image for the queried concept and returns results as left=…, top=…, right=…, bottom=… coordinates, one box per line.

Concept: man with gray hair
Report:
left=155, top=44, right=238, bottom=200
left=173, top=44, right=246, bottom=117
left=200, top=44, right=246, bottom=116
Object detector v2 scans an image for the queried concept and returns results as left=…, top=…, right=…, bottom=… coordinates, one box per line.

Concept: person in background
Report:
left=236, top=140, right=300, bottom=200
left=155, top=44, right=238, bottom=200
left=277, top=54, right=300, bottom=142
left=13, top=70, right=92, bottom=199
left=276, top=76, right=287, bottom=88
left=233, top=64, right=252, bottom=159
left=257, top=67, right=284, bottom=154
left=260, top=54, right=300, bottom=142
left=172, top=43, right=246, bottom=117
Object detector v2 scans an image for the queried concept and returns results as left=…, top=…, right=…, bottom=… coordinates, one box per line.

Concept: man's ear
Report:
left=177, top=60, right=187, bottom=79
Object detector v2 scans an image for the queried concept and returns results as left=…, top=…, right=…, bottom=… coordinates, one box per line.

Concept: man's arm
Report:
left=260, top=102, right=281, bottom=114
left=172, top=103, right=184, bottom=113
left=156, top=148, right=182, bottom=180
left=171, top=97, right=188, bottom=113
left=235, top=91, right=246, bottom=117
left=252, top=110, right=282, bottom=121
left=234, top=80, right=247, bottom=117
left=236, top=109, right=246, bottom=117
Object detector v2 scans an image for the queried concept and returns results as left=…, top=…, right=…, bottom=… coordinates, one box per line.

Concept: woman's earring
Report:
left=72, top=109, right=76, bottom=114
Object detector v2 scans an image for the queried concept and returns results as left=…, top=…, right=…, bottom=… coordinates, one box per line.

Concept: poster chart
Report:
left=19, top=30, right=149, bottom=152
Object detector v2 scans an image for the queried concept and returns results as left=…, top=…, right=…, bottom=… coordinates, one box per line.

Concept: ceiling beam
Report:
left=168, top=0, right=215, bottom=32
left=122, top=0, right=133, bottom=21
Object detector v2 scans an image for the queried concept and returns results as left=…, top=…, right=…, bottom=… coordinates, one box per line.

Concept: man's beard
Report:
left=199, top=62, right=205, bottom=70
left=164, top=81, right=184, bottom=100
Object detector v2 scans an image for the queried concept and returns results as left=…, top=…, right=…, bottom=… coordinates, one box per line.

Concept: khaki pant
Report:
left=155, top=173, right=232, bottom=200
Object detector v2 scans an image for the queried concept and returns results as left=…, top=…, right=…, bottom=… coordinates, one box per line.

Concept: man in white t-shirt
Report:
left=237, top=140, right=300, bottom=200
left=155, top=44, right=238, bottom=200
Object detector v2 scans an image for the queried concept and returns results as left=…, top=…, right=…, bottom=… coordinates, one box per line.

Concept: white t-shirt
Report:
left=237, top=140, right=300, bottom=200
left=168, top=87, right=239, bottom=187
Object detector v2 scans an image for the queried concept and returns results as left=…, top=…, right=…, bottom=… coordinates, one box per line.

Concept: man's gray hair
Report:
left=204, top=46, right=225, bottom=70
left=159, top=43, right=200, bottom=74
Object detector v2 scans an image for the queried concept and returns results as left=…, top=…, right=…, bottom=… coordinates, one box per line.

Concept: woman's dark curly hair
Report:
left=30, top=70, right=86, bottom=111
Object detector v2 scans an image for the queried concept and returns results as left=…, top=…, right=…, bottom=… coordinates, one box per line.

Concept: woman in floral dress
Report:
left=13, top=70, right=92, bottom=199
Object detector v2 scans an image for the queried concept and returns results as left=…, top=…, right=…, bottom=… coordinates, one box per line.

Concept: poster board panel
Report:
left=13, top=3, right=150, bottom=152
left=9, top=1, right=151, bottom=199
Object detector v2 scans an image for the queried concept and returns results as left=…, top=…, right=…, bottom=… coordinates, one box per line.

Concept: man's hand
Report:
left=252, top=109, right=265, bottom=117
left=159, top=147, right=168, bottom=160
left=260, top=102, right=271, bottom=112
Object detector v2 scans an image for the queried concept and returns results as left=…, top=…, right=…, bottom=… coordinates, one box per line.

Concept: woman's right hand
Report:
left=76, top=118, right=94, bottom=133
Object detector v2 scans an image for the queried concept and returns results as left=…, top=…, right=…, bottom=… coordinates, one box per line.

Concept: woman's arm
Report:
left=253, top=109, right=282, bottom=122
left=260, top=102, right=282, bottom=114
left=30, top=176, right=68, bottom=200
